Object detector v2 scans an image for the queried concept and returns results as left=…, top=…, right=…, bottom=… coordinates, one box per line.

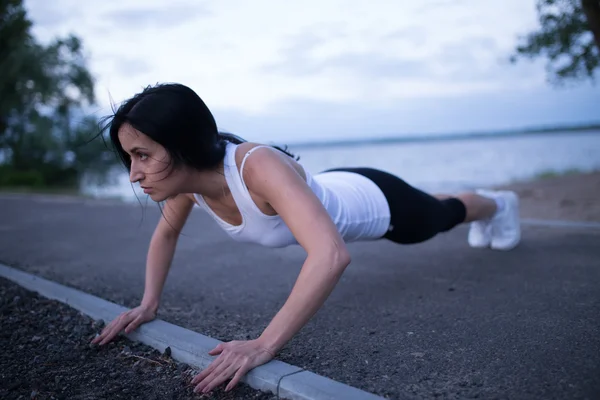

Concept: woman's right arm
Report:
left=141, top=193, right=195, bottom=313
left=91, top=193, right=195, bottom=345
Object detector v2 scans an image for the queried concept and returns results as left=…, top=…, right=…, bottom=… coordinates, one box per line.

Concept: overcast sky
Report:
left=25, top=0, right=600, bottom=144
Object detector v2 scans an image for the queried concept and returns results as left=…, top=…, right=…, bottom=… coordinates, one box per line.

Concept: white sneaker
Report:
left=489, top=190, right=521, bottom=250
left=467, top=189, right=494, bottom=248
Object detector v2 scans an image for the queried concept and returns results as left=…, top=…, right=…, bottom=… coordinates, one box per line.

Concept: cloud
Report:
left=323, top=52, right=429, bottom=79
left=260, top=32, right=324, bottom=76
left=260, top=28, right=535, bottom=97
left=22, top=0, right=598, bottom=139
left=261, top=29, right=432, bottom=80
left=412, top=0, right=467, bottom=14
left=111, top=56, right=153, bottom=76
left=433, top=37, right=501, bottom=78
left=382, top=26, right=429, bottom=48
left=26, top=1, right=77, bottom=29
left=211, top=83, right=600, bottom=144
left=102, top=3, right=211, bottom=29
left=427, top=37, right=546, bottom=87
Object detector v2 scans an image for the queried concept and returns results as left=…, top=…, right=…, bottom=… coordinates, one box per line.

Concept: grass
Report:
left=0, top=185, right=132, bottom=204
left=533, top=168, right=591, bottom=180
left=0, top=185, right=91, bottom=198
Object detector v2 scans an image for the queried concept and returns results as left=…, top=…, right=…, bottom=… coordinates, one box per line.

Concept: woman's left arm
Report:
left=191, top=147, right=352, bottom=394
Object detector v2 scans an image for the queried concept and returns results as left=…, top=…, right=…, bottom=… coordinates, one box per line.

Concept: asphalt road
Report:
left=1, top=194, right=599, bottom=400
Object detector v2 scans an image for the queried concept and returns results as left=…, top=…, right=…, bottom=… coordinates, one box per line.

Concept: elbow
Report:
left=329, top=241, right=352, bottom=271
left=337, top=247, right=352, bottom=269
left=307, top=238, right=351, bottom=272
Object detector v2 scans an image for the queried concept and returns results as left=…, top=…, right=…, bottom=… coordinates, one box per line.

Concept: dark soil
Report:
left=0, top=277, right=277, bottom=400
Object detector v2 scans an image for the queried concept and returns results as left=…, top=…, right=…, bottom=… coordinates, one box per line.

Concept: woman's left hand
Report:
left=191, top=339, right=276, bottom=394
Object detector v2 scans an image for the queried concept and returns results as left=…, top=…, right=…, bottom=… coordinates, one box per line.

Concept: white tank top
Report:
left=193, top=142, right=391, bottom=248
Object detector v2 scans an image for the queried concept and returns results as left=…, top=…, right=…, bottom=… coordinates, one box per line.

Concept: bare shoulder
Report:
left=233, top=142, right=284, bottom=166
left=231, top=142, right=307, bottom=210
left=233, top=141, right=305, bottom=181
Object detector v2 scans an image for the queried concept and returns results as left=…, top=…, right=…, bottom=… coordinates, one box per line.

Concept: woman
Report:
left=91, top=83, right=520, bottom=394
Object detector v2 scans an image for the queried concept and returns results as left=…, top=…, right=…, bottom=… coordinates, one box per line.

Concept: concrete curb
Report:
left=0, top=263, right=384, bottom=400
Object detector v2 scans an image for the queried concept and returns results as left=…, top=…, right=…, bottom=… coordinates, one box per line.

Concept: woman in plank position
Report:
left=91, top=83, right=520, bottom=394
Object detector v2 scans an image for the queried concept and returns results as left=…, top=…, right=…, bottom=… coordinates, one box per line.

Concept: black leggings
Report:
left=324, top=167, right=467, bottom=244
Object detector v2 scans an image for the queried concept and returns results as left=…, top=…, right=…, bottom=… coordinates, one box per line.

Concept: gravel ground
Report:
left=0, top=277, right=277, bottom=400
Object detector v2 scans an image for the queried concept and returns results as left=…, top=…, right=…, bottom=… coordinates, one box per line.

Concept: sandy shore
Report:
left=496, top=170, right=600, bottom=222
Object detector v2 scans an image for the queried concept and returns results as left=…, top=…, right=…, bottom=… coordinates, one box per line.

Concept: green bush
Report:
left=0, top=167, right=45, bottom=187
left=0, top=0, right=117, bottom=193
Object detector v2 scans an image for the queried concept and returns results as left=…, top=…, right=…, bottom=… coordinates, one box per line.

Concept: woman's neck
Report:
left=181, top=161, right=230, bottom=201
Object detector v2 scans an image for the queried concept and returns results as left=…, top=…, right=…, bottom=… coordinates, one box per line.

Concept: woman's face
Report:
left=118, top=123, right=183, bottom=202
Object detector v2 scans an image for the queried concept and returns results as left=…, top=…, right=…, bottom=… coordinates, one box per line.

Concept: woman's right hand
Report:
left=91, top=305, right=157, bottom=345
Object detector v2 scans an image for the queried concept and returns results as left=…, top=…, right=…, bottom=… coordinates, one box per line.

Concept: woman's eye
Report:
left=138, top=153, right=148, bottom=161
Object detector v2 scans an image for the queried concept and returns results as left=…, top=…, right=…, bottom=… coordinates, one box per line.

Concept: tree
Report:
left=510, top=0, right=600, bottom=85
left=0, top=0, right=116, bottom=188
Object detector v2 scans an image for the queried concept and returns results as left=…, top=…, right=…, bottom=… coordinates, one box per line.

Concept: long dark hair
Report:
left=100, top=82, right=297, bottom=175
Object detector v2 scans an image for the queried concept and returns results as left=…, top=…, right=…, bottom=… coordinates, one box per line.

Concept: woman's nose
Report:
left=129, top=165, right=144, bottom=183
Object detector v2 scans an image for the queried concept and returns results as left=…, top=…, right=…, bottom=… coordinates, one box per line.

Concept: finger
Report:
left=91, top=317, right=117, bottom=342
left=191, top=343, right=227, bottom=384
left=225, top=364, right=251, bottom=392
left=98, top=315, right=132, bottom=345
left=98, top=327, right=121, bottom=345
left=91, top=319, right=118, bottom=344
left=199, top=362, right=239, bottom=394
left=92, top=310, right=134, bottom=344
left=191, top=356, right=225, bottom=386
left=208, top=343, right=225, bottom=356
left=97, top=321, right=124, bottom=345
left=91, top=331, right=104, bottom=344
left=124, top=315, right=144, bottom=334
left=194, top=357, right=232, bottom=393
